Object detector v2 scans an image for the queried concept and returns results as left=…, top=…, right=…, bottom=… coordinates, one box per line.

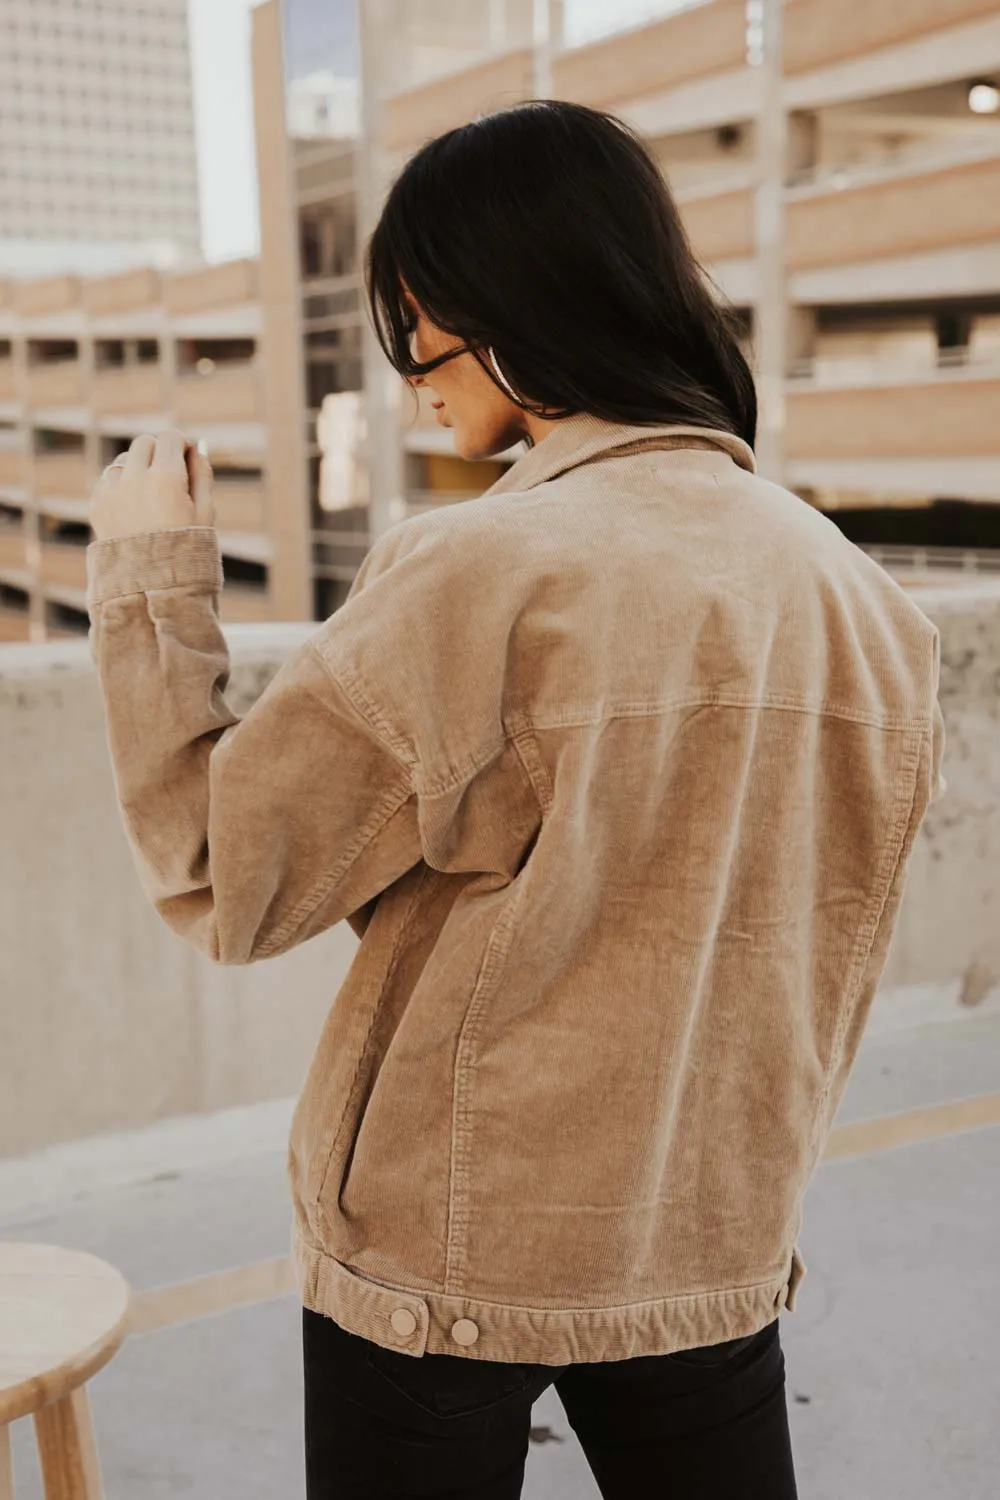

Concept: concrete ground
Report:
left=1, top=982, right=998, bottom=1499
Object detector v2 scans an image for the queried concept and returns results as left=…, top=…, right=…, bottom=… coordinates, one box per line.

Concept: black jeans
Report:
left=303, top=1307, right=798, bottom=1498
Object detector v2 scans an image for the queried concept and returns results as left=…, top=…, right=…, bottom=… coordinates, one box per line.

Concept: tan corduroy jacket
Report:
left=86, top=413, right=946, bottom=1366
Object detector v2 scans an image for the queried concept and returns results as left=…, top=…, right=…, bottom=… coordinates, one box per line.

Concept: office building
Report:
left=251, top=0, right=1000, bottom=619
left=0, top=259, right=269, bottom=641
left=0, top=0, right=201, bottom=277
left=6, top=0, right=996, bottom=645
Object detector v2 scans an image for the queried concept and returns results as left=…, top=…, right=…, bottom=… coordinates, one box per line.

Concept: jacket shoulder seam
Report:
left=308, top=642, right=416, bottom=772
left=315, top=645, right=528, bottom=800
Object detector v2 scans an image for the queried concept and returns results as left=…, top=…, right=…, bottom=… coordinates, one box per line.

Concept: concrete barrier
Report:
left=1, top=589, right=996, bottom=1156
left=0, top=625, right=356, bottom=1156
left=880, top=582, right=1000, bottom=1010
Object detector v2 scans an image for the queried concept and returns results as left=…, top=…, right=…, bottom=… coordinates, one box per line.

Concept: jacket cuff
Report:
left=86, top=527, right=224, bottom=607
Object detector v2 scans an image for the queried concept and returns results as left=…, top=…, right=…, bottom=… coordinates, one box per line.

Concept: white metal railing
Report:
left=863, top=545, right=1000, bottom=577
left=786, top=352, right=1000, bottom=386
left=786, top=140, right=1000, bottom=197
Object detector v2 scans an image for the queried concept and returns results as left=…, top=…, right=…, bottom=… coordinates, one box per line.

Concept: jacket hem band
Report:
left=291, top=1224, right=806, bottom=1365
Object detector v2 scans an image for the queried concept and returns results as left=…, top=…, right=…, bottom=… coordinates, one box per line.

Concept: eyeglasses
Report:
left=405, top=331, right=475, bottom=377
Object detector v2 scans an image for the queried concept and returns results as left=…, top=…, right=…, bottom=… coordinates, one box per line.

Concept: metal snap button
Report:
left=390, top=1307, right=417, bottom=1336
left=451, top=1318, right=479, bottom=1346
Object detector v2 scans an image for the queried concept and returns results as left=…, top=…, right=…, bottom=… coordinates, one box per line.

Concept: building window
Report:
left=34, top=428, right=85, bottom=456
left=176, top=337, right=255, bottom=374
left=95, top=340, right=126, bottom=370
left=28, top=338, right=78, bottom=366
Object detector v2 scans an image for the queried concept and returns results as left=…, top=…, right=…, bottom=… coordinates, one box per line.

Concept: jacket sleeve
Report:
left=86, top=526, right=424, bottom=964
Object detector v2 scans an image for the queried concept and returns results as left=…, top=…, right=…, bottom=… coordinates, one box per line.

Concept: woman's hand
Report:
left=89, top=428, right=215, bottom=543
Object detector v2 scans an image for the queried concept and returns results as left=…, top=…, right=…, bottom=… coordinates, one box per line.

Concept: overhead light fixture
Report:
left=968, top=80, right=1000, bottom=114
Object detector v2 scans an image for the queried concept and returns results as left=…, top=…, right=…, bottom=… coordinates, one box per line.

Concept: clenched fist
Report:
left=89, top=428, right=215, bottom=542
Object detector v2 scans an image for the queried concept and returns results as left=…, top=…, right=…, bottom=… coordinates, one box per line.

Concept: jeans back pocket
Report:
left=668, top=1326, right=767, bottom=1367
left=365, top=1340, right=540, bottom=1420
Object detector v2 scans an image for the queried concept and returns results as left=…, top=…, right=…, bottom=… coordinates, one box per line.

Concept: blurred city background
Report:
left=1, top=2, right=999, bottom=1497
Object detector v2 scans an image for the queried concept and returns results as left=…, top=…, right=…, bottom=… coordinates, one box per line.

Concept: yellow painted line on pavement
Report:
left=129, top=1254, right=296, bottom=1335
left=127, top=1091, right=1000, bottom=1336
left=823, top=1090, right=1000, bottom=1162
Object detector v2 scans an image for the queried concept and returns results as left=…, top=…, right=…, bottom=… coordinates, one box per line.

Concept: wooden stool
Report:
left=0, top=1244, right=131, bottom=1500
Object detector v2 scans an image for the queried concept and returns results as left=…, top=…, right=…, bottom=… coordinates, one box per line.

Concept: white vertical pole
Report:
left=752, top=0, right=787, bottom=484
left=356, top=0, right=405, bottom=542
left=16, top=332, right=44, bottom=642
left=489, top=0, right=507, bottom=51
left=532, top=0, right=561, bottom=97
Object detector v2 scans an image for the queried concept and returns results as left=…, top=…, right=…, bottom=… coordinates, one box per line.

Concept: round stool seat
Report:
left=0, top=1243, right=131, bottom=1425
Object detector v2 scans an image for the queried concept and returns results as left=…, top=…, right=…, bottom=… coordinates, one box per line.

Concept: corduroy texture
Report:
left=86, top=414, right=946, bottom=1366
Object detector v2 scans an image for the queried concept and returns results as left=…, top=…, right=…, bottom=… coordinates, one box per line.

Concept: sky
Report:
left=187, top=0, right=695, bottom=264
left=187, top=0, right=262, bottom=264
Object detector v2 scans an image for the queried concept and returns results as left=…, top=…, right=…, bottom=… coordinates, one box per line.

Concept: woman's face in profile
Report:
left=403, top=291, right=527, bottom=461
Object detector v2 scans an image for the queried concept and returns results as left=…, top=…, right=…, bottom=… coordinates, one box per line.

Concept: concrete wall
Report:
left=1, top=593, right=997, bottom=1156
left=881, top=583, right=1000, bottom=1006
left=0, top=625, right=357, bottom=1157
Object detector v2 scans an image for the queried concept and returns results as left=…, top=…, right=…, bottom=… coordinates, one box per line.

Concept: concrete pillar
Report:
left=489, top=0, right=508, bottom=50
left=159, top=303, right=178, bottom=411
left=15, top=333, right=45, bottom=642
left=250, top=0, right=313, bottom=619
left=79, top=333, right=100, bottom=496
left=357, top=0, right=405, bottom=543
left=753, top=0, right=788, bottom=484
left=532, top=0, right=563, bottom=97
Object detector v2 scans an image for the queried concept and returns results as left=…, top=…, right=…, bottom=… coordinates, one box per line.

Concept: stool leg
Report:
left=34, top=1387, right=103, bottom=1500
left=0, top=1422, right=13, bottom=1500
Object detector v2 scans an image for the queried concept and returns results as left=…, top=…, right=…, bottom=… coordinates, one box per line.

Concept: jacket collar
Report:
left=482, top=412, right=756, bottom=498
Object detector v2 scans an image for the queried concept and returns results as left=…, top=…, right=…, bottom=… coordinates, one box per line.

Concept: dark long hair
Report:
left=365, top=99, right=756, bottom=449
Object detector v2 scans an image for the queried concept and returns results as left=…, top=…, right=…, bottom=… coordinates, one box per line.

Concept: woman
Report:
left=86, top=102, right=945, bottom=1498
